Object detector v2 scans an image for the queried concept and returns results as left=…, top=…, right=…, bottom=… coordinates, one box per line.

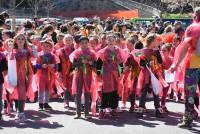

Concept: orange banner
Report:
left=53, top=10, right=139, bottom=19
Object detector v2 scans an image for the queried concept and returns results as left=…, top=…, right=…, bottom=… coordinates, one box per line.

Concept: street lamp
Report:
left=11, top=0, right=16, bottom=32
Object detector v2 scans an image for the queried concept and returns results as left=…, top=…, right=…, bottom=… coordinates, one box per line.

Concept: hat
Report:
left=85, top=24, right=95, bottom=29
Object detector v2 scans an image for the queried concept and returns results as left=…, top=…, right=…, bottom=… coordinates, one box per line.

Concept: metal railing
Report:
left=0, top=7, right=50, bottom=18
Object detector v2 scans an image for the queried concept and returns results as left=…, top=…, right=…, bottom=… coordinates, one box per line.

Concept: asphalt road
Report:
left=0, top=99, right=199, bottom=134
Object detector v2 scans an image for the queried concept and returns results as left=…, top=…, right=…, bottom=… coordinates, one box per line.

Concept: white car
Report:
left=73, top=17, right=90, bottom=25
left=5, top=18, right=33, bottom=26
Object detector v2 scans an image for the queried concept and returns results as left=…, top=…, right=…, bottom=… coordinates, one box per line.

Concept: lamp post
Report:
left=34, top=0, right=39, bottom=17
left=11, top=0, right=16, bottom=32
left=47, top=0, right=50, bottom=19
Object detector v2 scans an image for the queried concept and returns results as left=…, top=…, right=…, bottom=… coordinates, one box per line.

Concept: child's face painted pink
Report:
left=89, top=39, right=98, bottom=48
left=42, top=43, right=53, bottom=53
left=48, top=30, right=54, bottom=36
left=16, top=35, right=26, bottom=49
left=2, top=33, right=9, bottom=41
left=4, top=40, right=13, bottom=51
left=149, top=36, right=162, bottom=49
left=106, top=36, right=116, bottom=46
left=101, top=36, right=106, bottom=44
left=173, top=39, right=180, bottom=47
left=127, top=41, right=134, bottom=51
left=155, top=36, right=162, bottom=46
left=64, top=37, right=73, bottom=46
left=80, top=40, right=89, bottom=50
left=161, top=46, right=169, bottom=55
left=31, top=37, right=40, bottom=46
left=58, top=36, right=64, bottom=44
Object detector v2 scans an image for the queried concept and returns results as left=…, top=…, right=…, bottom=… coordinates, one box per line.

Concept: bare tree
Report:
left=27, top=0, right=57, bottom=18
left=27, top=0, right=45, bottom=17
left=191, top=0, right=200, bottom=10
left=44, top=0, right=57, bottom=18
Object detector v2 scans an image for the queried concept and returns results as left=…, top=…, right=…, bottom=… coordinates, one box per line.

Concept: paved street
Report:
left=0, top=99, right=199, bottom=134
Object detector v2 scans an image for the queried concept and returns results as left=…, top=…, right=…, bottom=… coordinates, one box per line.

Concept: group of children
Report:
left=0, top=17, right=199, bottom=129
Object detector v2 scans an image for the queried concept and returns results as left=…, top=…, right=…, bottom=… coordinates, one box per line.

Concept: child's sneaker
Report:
left=129, top=104, right=139, bottom=113
left=192, top=110, right=199, bottom=121
left=15, top=113, right=27, bottom=123
left=10, top=107, right=14, bottom=112
left=74, top=114, right=81, bottom=119
left=161, top=106, right=169, bottom=113
left=64, top=101, right=69, bottom=109
left=3, top=109, right=7, bottom=115
left=38, top=103, right=44, bottom=111
left=155, top=108, right=164, bottom=118
left=110, top=110, right=119, bottom=117
left=6, top=104, right=11, bottom=115
left=99, top=111, right=105, bottom=119
left=136, top=107, right=144, bottom=118
left=84, top=114, right=92, bottom=120
left=129, top=106, right=135, bottom=113
left=116, top=107, right=122, bottom=113
left=178, top=112, right=193, bottom=129
left=43, top=103, right=53, bottom=111
left=178, top=122, right=192, bottom=129
left=0, top=114, right=3, bottom=121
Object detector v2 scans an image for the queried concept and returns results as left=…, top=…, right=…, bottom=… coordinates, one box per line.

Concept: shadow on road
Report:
left=0, top=119, right=63, bottom=129
left=83, top=109, right=200, bottom=134
left=0, top=108, right=199, bottom=133
left=0, top=110, right=64, bottom=129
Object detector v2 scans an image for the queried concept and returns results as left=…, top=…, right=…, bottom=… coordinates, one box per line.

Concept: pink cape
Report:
left=55, top=46, right=74, bottom=94
left=97, top=46, right=128, bottom=93
left=69, top=48, right=98, bottom=115
left=120, top=49, right=139, bottom=105
left=11, top=48, right=35, bottom=101
left=36, top=53, right=57, bottom=96
left=161, top=51, right=173, bottom=70
left=159, top=50, right=173, bottom=96
left=134, top=48, right=168, bottom=96
left=70, top=48, right=97, bottom=94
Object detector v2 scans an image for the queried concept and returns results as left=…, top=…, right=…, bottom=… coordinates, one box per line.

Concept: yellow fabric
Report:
left=189, top=52, right=200, bottom=68
left=130, top=66, right=140, bottom=80
left=151, top=56, right=162, bottom=72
